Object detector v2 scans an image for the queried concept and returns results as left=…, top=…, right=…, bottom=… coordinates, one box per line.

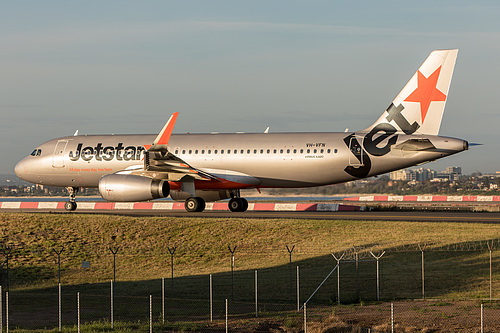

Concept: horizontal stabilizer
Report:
left=393, top=138, right=436, bottom=152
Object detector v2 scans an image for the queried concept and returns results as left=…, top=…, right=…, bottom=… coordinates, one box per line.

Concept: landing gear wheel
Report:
left=64, top=201, right=77, bottom=211
left=65, top=187, right=79, bottom=212
left=185, top=197, right=206, bottom=212
left=229, top=198, right=248, bottom=212
left=240, top=198, right=248, bottom=212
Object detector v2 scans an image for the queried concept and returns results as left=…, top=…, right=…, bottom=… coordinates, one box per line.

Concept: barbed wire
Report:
left=332, top=240, right=500, bottom=260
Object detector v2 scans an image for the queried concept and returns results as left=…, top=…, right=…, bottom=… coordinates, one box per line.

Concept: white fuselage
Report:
left=15, top=131, right=467, bottom=189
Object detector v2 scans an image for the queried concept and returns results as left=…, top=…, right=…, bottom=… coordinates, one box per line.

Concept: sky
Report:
left=1, top=0, right=499, bottom=175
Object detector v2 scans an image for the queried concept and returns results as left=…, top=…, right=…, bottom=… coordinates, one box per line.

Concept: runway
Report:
left=8, top=209, right=500, bottom=223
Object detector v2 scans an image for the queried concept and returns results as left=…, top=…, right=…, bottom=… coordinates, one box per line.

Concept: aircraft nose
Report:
left=14, top=158, right=29, bottom=180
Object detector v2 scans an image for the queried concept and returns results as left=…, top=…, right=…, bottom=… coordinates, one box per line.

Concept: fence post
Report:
left=331, top=253, right=345, bottom=305
left=370, top=250, right=385, bottom=301
left=228, top=245, right=237, bottom=300
left=53, top=244, right=64, bottom=327
left=150, top=295, right=153, bottom=333
left=0, top=285, right=2, bottom=333
left=255, top=270, right=258, bottom=318
left=296, top=266, right=300, bottom=312
left=225, top=299, right=228, bottom=333
left=5, top=291, right=7, bottom=333
left=1, top=247, right=11, bottom=294
left=58, top=282, right=62, bottom=332
left=111, top=280, right=114, bottom=329
left=162, top=277, right=165, bottom=324
left=286, top=245, right=295, bottom=299
left=481, top=303, right=484, bottom=333
left=353, top=245, right=359, bottom=300
left=167, top=246, right=177, bottom=297
left=418, top=243, right=427, bottom=299
left=391, top=303, right=394, bottom=333
left=109, top=246, right=119, bottom=282
left=77, top=292, right=80, bottom=333
left=303, top=302, right=307, bottom=333
left=488, top=241, right=494, bottom=301
left=210, top=274, right=213, bottom=322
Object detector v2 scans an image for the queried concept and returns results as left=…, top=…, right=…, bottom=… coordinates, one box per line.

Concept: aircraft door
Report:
left=348, top=136, right=365, bottom=167
left=52, top=140, right=68, bottom=168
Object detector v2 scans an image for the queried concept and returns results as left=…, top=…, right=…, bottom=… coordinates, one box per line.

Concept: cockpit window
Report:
left=30, top=149, right=41, bottom=156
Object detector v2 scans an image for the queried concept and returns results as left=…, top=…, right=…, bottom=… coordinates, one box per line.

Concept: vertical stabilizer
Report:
left=364, top=49, right=458, bottom=135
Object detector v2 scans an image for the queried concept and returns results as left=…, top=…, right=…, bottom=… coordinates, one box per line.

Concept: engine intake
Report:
left=99, top=174, right=170, bottom=202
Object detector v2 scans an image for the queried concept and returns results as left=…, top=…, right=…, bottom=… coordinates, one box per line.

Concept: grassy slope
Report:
left=0, top=212, right=499, bottom=298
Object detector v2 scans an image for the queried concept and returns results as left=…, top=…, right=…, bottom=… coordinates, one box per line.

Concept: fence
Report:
left=0, top=240, right=500, bottom=331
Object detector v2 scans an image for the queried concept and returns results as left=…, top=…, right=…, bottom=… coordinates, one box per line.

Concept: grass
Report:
left=0, top=213, right=499, bottom=294
left=1, top=212, right=500, bottom=330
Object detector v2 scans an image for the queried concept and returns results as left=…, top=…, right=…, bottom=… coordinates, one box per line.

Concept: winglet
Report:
left=152, top=112, right=179, bottom=147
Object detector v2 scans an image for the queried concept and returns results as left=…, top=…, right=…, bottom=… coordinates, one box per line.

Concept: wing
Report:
left=131, top=112, right=220, bottom=182
left=111, top=113, right=260, bottom=189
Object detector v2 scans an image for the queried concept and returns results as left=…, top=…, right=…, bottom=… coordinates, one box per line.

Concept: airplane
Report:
left=15, top=49, right=468, bottom=212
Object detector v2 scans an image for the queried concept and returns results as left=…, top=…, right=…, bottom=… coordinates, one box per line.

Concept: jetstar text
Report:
left=69, top=143, right=146, bottom=162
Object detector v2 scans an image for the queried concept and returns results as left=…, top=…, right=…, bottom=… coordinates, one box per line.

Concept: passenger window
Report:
left=31, top=149, right=37, bottom=156
left=247, top=149, right=250, bottom=154
left=293, top=149, right=297, bottom=154
left=320, top=149, right=324, bottom=153
left=267, top=149, right=270, bottom=154
left=314, top=149, right=317, bottom=153
left=240, top=149, right=244, bottom=154
left=334, top=149, right=338, bottom=153
left=188, top=150, right=192, bottom=154
left=280, top=149, right=283, bottom=154
left=254, top=149, right=257, bottom=154
left=260, top=149, right=263, bottom=154
left=201, top=150, right=205, bottom=154
left=227, top=150, right=230, bottom=154
left=327, top=149, right=331, bottom=154
left=37, top=149, right=42, bottom=156
left=273, top=149, right=277, bottom=154
left=287, top=149, right=290, bottom=154
left=195, top=150, right=198, bottom=154
left=175, top=149, right=179, bottom=154
left=234, top=149, right=237, bottom=154
left=208, top=150, right=211, bottom=154
left=215, top=150, right=218, bottom=154
left=182, top=150, right=186, bottom=154
left=307, top=149, right=310, bottom=153
left=221, top=150, right=224, bottom=154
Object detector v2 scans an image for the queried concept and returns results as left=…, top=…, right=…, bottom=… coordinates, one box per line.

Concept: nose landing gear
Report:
left=65, top=187, right=79, bottom=211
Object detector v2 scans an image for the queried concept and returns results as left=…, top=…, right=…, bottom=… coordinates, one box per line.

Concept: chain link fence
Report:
left=0, top=240, right=500, bottom=331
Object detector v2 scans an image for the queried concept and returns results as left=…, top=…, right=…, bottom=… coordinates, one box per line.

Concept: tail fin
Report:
left=364, top=49, right=458, bottom=135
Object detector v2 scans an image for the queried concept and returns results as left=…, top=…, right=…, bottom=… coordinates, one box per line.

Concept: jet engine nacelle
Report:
left=99, top=174, right=170, bottom=202
left=170, top=189, right=231, bottom=202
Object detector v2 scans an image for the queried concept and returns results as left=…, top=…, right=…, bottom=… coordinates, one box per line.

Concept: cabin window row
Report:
left=174, top=148, right=339, bottom=155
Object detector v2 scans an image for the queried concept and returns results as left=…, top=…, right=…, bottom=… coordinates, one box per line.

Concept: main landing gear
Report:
left=228, top=197, right=248, bottom=212
left=228, top=189, right=248, bottom=212
left=183, top=191, right=249, bottom=213
left=184, top=197, right=206, bottom=212
left=65, top=187, right=78, bottom=211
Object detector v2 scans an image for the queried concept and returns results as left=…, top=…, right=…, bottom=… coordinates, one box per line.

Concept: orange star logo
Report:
left=404, top=66, right=446, bottom=123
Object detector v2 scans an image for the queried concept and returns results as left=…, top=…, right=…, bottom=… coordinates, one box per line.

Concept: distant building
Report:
left=390, top=169, right=416, bottom=181
left=391, top=166, right=461, bottom=182
left=442, top=166, right=462, bottom=181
